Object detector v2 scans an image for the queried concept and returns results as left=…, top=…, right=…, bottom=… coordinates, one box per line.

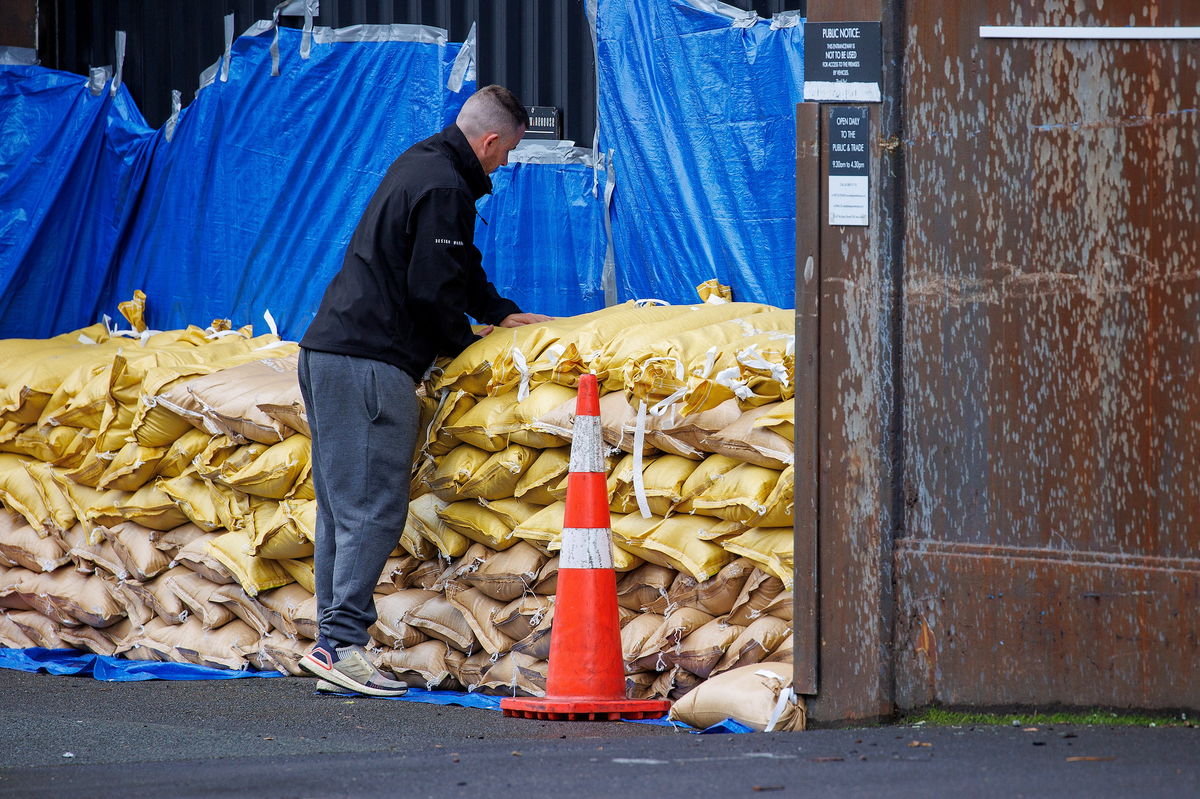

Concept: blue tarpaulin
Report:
left=596, top=0, right=804, bottom=307
left=0, top=647, right=753, bottom=732
left=475, top=142, right=608, bottom=318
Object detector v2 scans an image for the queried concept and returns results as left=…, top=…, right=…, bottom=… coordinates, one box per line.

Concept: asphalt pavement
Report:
left=1, top=669, right=1197, bottom=798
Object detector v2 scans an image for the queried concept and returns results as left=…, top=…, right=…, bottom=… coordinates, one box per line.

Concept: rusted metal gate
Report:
left=796, top=0, right=1200, bottom=722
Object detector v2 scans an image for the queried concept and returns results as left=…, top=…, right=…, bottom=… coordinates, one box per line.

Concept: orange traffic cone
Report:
left=501, top=374, right=672, bottom=721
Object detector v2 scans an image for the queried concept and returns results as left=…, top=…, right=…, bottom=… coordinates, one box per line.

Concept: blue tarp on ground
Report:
left=596, top=0, right=804, bottom=307
left=0, top=647, right=753, bottom=733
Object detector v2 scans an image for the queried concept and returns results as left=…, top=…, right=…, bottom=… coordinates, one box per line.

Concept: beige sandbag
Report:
left=407, top=558, right=446, bottom=591
left=662, top=400, right=743, bottom=455
left=428, top=444, right=491, bottom=501
left=7, top=569, right=79, bottom=625
left=8, top=609, right=69, bottom=648
left=671, top=618, right=745, bottom=678
left=701, top=403, right=793, bottom=469
left=479, top=651, right=546, bottom=697
left=102, top=576, right=153, bottom=627
left=292, top=594, right=318, bottom=640
left=763, top=630, right=794, bottom=664
left=99, top=521, right=172, bottom=581
left=209, top=584, right=273, bottom=637
left=63, top=524, right=126, bottom=577
left=457, top=444, right=537, bottom=501
left=721, top=527, right=794, bottom=588
left=371, top=589, right=437, bottom=649
left=620, top=612, right=666, bottom=666
left=493, top=594, right=553, bottom=641
left=726, top=570, right=787, bottom=627
left=253, top=631, right=308, bottom=675
left=152, top=351, right=301, bottom=444
left=665, top=558, right=757, bottom=617
left=399, top=516, right=438, bottom=560
left=532, top=556, right=559, bottom=595
left=376, top=640, right=457, bottom=689
left=615, top=563, right=674, bottom=612
left=713, top=616, right=792, bottom=675
left=444, top=393, right=523, bottom=452
left=172, top=616, right=260, bottom=670
left=22, top=569, right=124, bottom=628
left=630, top=607, right=715, bottom=672
left=172, top=533, right=236, bottom=585
left=460, top=541, right=546, bottom=601
left=0, top=610, right=38, bottom=648
left=219, top=435, right=311, bottom=500
left=257, top=401, right=309, bottom=439
left=0, top=565, right=32, bottom=609
left=124, top=567, right=191, bottom=623
left=150, top=522, right=208, bottom=558
left=0, top=520, right=69, bottom=572
left=256, top=583, right=314, bottom=637
left=512, top=446, right=569, bottom=505
left=669, top=662, right=805, bottom=732
left=437, top=501, right=518, bottom=551
left=446, top=585, right=514, bottom=656
left=402, top=594, right=476, bottom=653
left=164, top=569, right=236, bottom=629
left=599, top=392, right=659, bottom=455
left=751, top=397, right=793, bottom=442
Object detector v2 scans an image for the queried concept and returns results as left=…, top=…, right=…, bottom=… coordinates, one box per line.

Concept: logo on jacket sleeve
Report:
left=433, top=237, right=465, bottom=246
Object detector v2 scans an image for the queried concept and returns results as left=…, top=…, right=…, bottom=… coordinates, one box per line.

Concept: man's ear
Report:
left=482, top=131, right=501, bottom=152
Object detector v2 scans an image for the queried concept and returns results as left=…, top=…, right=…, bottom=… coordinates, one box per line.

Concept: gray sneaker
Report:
left=300, top=639, right=408, bottom=697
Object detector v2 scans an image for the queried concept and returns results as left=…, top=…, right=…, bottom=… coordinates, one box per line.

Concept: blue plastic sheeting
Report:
left=0, top=647, right=753, bottom=732
left=0, top=647, right=283, bottom=681
left=0, top=68, right=154, bottom=339
left=0, top=24, right=472, bottom=340
left=596, top=0, right=804, bottom=307
left=475, top=145, right=608, bottom=318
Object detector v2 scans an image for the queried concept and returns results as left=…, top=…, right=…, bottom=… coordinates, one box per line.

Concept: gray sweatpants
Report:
left=297, top=348, right=419, bottom=647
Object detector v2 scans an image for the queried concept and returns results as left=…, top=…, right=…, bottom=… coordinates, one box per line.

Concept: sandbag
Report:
left=100, top=521, right=172, bottom=581
left=620, top=612, right=665, bottom=667
left=630, top=607, right=715, bottom=672
left=721, top=527, right=794, bottom=588
left=422, top=390, right=477, bottom=456
left=155, top=429, right=213, bottom=478
left=371, top=588, right=437, bottom=649
left=492, top=594, right=553, bottom=641
left=428, top=444, right=492, bottom=501
left=96, top=442, right=168, bottom=492
left=456, top=444, right=537, bottom=501
left=506, top=383, right=574, bottom=447
left=250, top=501, right=315, bottom=560
left=164, top=569, right=237, bottom=629
left=510, top=502, right=564, bottom=552
left=150, top=522, right=208, bottom=558
left=219, top=435, right=311, bottom=500
left=671, top=618, right=745, bottom=679
left=445, top=585, right=515, bottom=656
left=701, top=403, right=793, bottom=469
left=460, top=541, right=546, bottom=601
left=512, top=447, right=569, bottom=505
left=407, top=493, right=470, bottom=559
left=664, top=558, right=757, bottom=617
left=615, top=515, right=734, bottom=581
left=172, top=534, right=236, bottom=585
left=0, top=610, right=38, bottom=648
left=688, top=462, right=781, bottom=523
left=124, top=567, right=191, bottom=623
left=615, top=562, right=675, bottom=612
left=479, top=651, right=546, bottom=697
left=7, top=609, right=69, bottom=649
left=19, top=569, right=124, bottom=628
left=277, top=556, right=314, bottom=593
left=376, top=640, right=457, bottom=689
left=669, top=662, right=805, bottom=732
left=210, top=584, right=273, bottom=637
left=256, top=583, right=316, bottom=637
left=674, top=453, right=742, bottom=513
left=726, top=570, right=787, bottom=627
left=444, top=393, right=522, bottom=452
left=402, top=594, right=477, bottom=653
left=713, top=616, right=792, bottom=675
left=437, top=501, right=518, bottom=551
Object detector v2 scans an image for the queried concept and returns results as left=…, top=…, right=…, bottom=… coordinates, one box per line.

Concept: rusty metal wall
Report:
left=894, top=1, right=1200, bottom=710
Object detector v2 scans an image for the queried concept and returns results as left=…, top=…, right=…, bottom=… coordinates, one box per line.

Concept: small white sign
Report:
left=829, top=176, right=869, bottom=227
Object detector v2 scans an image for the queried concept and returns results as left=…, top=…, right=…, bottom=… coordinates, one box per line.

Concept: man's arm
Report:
left=406, top=188, right=521, bottom=354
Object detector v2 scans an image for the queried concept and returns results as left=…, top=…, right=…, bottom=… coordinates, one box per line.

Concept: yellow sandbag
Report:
left=20, top=460, right=77, bottom=532
left=757, top=465, right=793, bottom=528
left=504, top=383, right=574, bottom=447
left=479, top=497, right=540, bottom=529
left=155, top=428, right=213, bottom=478
left=690, top=462, right=781, bottom=523
left=640, top=455, right=700, bottom=517
left=592, top=303, right=775, bottom=392
left=428, top=443, right=491, bottom=501
left=0, top=454, right=57, bottom=533
left=421, top=390, right=475, bottom=455
left=0, top=323, right=109, bottom=363
left=751, top=397, right=793, bottom=442
left=720, top=527, right=794, bottom=588
left=677, top=329, right=792, bottom=417
left=443, top=393, right=521, bottom=451
left=114, top=481, right=190, bottom=531
left=47, top=470, right=125, bottom=535
left=623, top=309, right=793, bottom=404
left=207, top=530, right=294, bottom=595
left=97, top=441, right=168, bottom=492
left=618, top=515, right=734, bottom=581
left=701, top=403, right=793, bottom=470
left=37, top=356, right=113, bottom=428
left=287, top=471, right=315, bottom=501
left=219, top=434, right=311, bottom=500
left=457, top=443, right=537, bottom=500
left=400, top=516, right=438, bottom=560
left=156, top=469, right=225, bottom=531
left=250, top=502, right=314, bottom=560
left=695, top=279, right=733, bottom=303
left=193, top=436, right=266, bottom=482
left=438, top=501, right=518, bottom=550
left=605, top=453, right=642, bottom=514
left=513, top=447, right=569, bottom=505
left=407, top=493, right=470, bottom=558
left=0, top=423, right=90, bottom=466
left=0, top=339, right=122, bottom=424
left=511, top=501, right=565, bottom=551
left=675, top=453, right=752, bottom=514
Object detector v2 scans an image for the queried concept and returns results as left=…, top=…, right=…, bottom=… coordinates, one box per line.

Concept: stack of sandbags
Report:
left=1, top=291, right=796, bottom=710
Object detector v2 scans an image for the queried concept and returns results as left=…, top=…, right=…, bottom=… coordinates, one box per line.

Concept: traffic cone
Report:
left=500, top=374, right=672, bottom=721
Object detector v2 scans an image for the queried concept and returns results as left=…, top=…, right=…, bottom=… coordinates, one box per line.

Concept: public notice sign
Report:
left=827, top=107, right=870, bottom=227
left=803, top=22, right=882, bottom=102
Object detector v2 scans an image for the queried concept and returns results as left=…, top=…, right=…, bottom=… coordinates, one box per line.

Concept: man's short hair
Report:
left=456, top=85, right=529, bottom=139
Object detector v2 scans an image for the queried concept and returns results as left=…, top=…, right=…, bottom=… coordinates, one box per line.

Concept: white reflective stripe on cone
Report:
left=560, top=528, right=614, bottom=570
left=568, top=415, right=605, bottom=474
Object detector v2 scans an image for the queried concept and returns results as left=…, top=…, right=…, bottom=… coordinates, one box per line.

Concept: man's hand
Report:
left=499, top=312, right=552, bottom=328
left=476, top=325, right=495, bottom=337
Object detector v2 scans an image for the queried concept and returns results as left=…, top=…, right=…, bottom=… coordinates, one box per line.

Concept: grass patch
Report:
left=901, top=707, right=1192, bottom=728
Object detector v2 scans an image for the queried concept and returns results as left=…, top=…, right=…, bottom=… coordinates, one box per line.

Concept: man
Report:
left=297, top=85, right=549, bottom=696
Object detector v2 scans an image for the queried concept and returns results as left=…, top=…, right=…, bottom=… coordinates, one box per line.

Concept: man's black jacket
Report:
left=300, top=124, right=520, bottom=381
